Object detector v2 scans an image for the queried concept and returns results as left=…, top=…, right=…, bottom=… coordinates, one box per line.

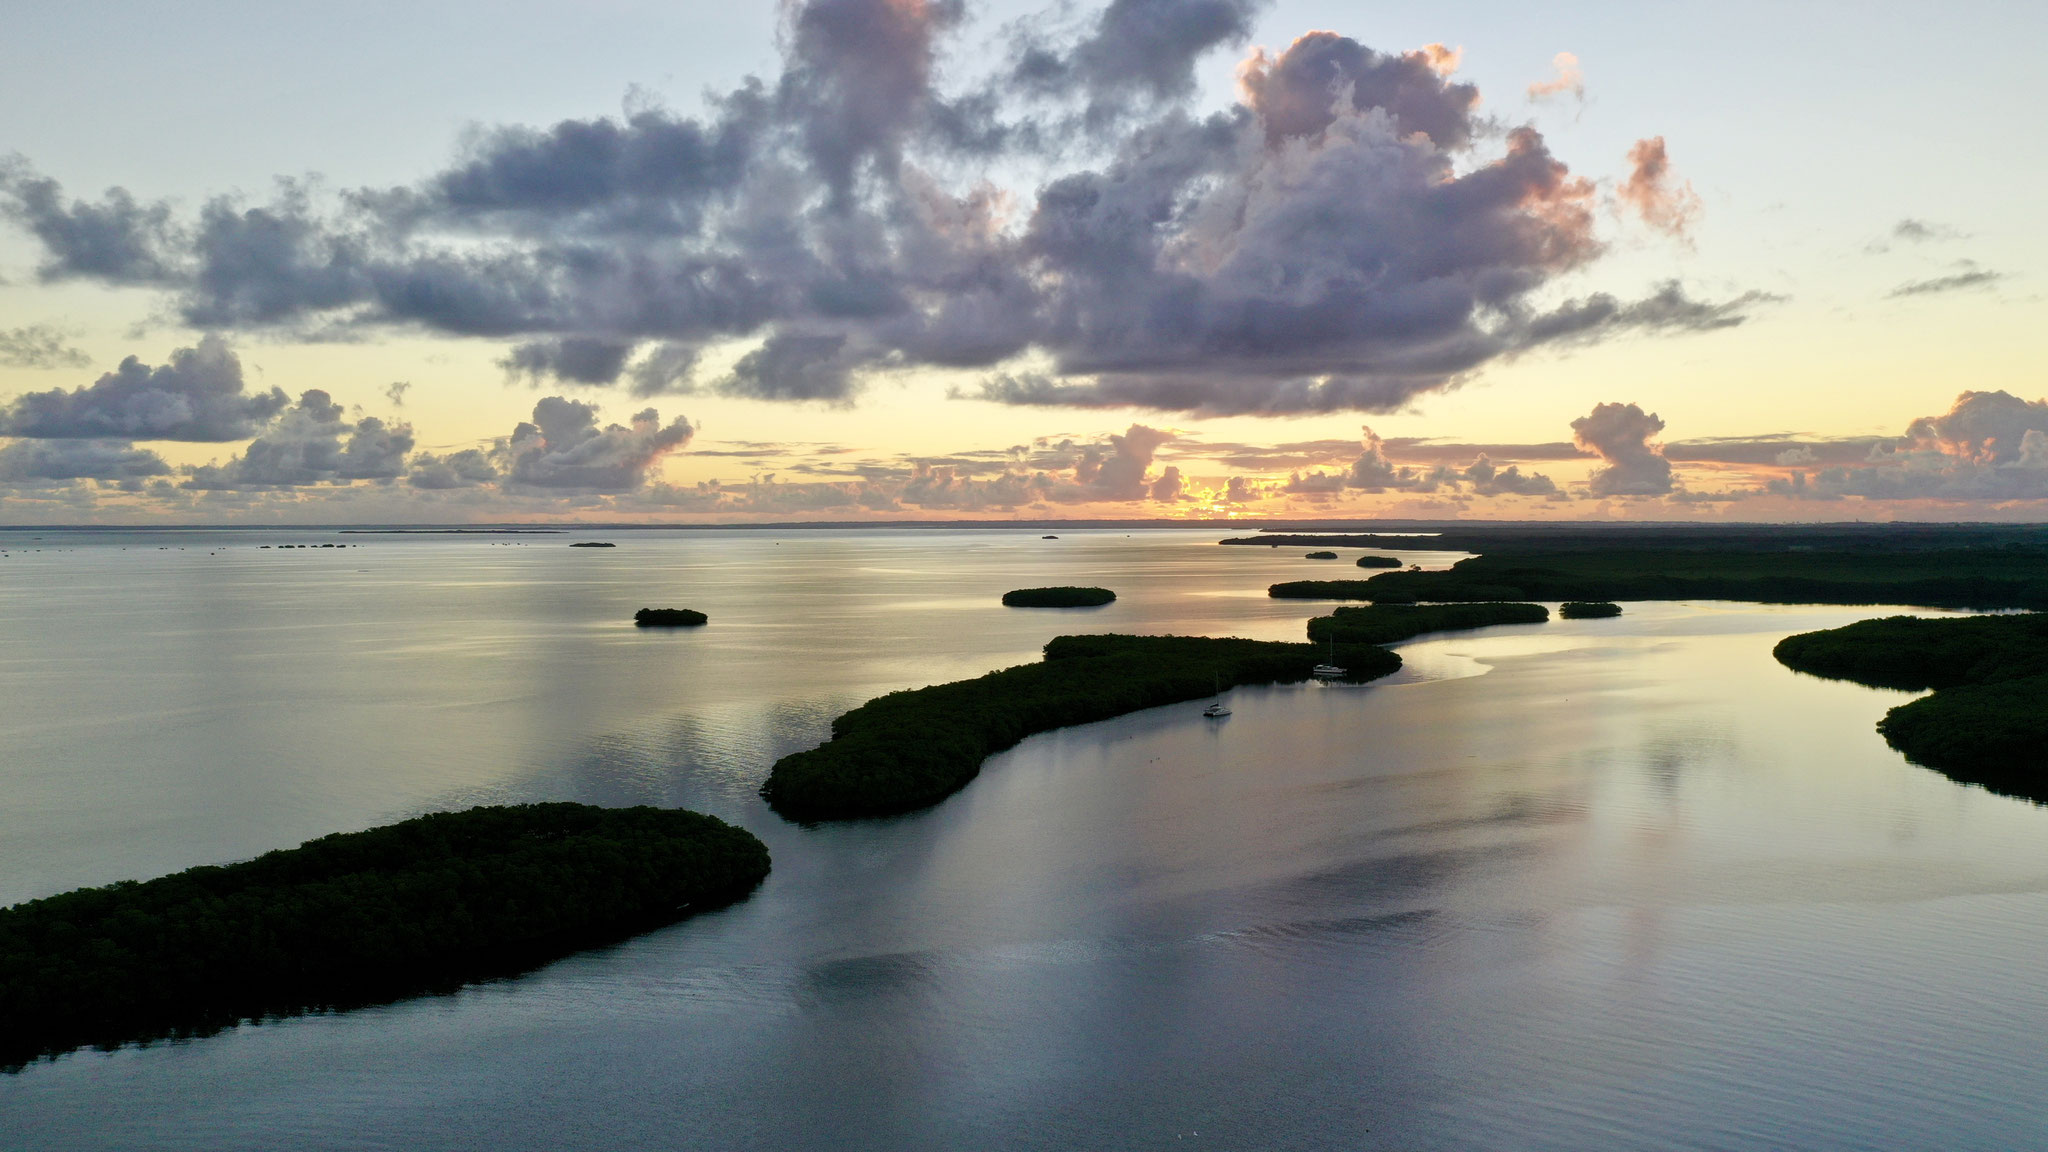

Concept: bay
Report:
left=3, top=528, right=2045, bottom=1150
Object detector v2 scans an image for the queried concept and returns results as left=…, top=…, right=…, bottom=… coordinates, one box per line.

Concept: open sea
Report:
left=2, top=527, right=2045, bottom=1150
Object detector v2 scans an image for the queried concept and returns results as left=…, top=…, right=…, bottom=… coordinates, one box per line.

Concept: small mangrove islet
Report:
left=1306, top=602, right=1549, bottom=646
left=0, top=804, right=769, bottom=1070
left=1774, top=613, right=2048, bottom=800
left=569, top=541, right=617, bottom=548
left=1560, top=601, right=1623, bottom=619
left=1001, top=586, right=1116, bottom=608
left=1305, top=551, right=1339, bottom=560
left=635, top=608, right=709, bottom=627
left=1355, top=555, right=1402, bottom=568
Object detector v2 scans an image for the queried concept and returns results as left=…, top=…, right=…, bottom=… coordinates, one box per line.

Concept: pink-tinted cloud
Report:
left=1572, top=401, right=1672, bottom=496
left=1618, top=137, right=1702, bottom=240
left=1527, top=52, right=1584, bottom=102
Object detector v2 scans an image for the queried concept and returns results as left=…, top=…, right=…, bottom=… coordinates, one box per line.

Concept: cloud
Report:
left=1890, top=218, right=1960, bottom=244
left=0, top=336, right=289, bottom=440
left=385, top=381, right=411, bottom=406
left=181, top=390, right=414, bottom=489
left=0, top=325, right=91, bottom=370
left=0, top=159, right=180, bottom=283
left=0, top=2, right=1757, bottom=418
left=1756, top=391, right=2048, bottom=502
left=1572, top=401, right=1672, bottom=496
left=504, top=396, right=694, bottom=491
left=1016, top=0, right=1268, bottom=124
left=1617, top=137, right=1701, bottom=241
left=1284, top=425, right=1467, bottom=494
left=1462, top=452, right=1557, bottom=496
left=0, top=438, right=170, bottom=485
left=1888, top=266, right=2002, bottom=298
left=1902, top=390, right=2048, bottom=463
left=1220, top=474, right=1266, bottom=503
left=1071, top=422, right=1174, bottom=499
left=406, top=448, right=499, bottom=489
left=502, top=336, right=637, bottom=386
left=1527, top=52, right=1584, bottom=103
left=627, top=343, right=701, bottom=397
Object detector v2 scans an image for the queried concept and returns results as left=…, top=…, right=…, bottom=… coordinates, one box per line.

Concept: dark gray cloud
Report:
left=0, top=438, right=170, bottom=484
left=1888, top=266, right=2002, bottom=298
left=0, top=324, right=91, bottom=370
left=504, top=396, right=694, bottom=491
left=1571, top=401, right=1672, bottom=496
left=1016, top=0, right=1267, bottom=123
left=502, top=336, right=637, bottom=386
left=0, top=158, right=180, bottom=283
left=718, top=332, right=859, bottom=401
left=0, top=1, right=1757, bottom=417
left=627, top=343, right=701, bottom=396
left=0, top=336, right=288, bottom=440
left=181, top=390, right=414, bottom=489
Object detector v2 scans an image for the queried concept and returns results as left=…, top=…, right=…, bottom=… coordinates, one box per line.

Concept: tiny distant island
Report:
left=569, top=541, right=616, bottom=548
left=1775, top=613, right=2048, bottom=801
left=0, top=804, right=768, bottom=1070
left=1560, top=601, right=1623, bottom=619
left=1356, top=555, right=1402, bottom=569
left=1002, top=586, right=1115, bottom=608
left=635, top=608, right=709, bottom=627
left=763, top=602, right=1555, bottom=822
left=1305, top=551, right=1339, bottom=560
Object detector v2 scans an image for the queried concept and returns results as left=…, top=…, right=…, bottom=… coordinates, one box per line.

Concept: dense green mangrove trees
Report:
left=1774, top=613, right=2048, bottom=800
left=0, top=804, right=769, bottom=1069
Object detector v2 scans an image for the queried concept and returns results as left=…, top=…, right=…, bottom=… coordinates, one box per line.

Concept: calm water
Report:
left=3, top=528, right=2046, bottom=1150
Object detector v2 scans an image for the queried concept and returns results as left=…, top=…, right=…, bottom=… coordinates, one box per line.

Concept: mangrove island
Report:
left=1774, top=613, right=2048, bottom=800
left=0, top=803, right=769, bottom=1070
left=763, top=602, right=1563, bottom=822
left=636, top=608, right=709, bottom=627
left=1002, top=586, right=1116, bottom=608
left=1306, top=551, right=1339, bottom=560
left=1560, top=601, right=1623, bottom=619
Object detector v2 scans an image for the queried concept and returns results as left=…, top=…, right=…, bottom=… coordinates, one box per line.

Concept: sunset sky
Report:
left=2, top=0, right=2044, bottom=523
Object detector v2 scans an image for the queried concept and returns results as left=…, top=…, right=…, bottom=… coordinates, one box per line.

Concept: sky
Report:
left=1, top=0, right=2044, bottom=524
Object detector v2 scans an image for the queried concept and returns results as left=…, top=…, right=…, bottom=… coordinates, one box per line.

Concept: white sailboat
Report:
left=1311, top=631, right=1346, bottom=680
left=1202, top=673, right=1231, bottom=717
